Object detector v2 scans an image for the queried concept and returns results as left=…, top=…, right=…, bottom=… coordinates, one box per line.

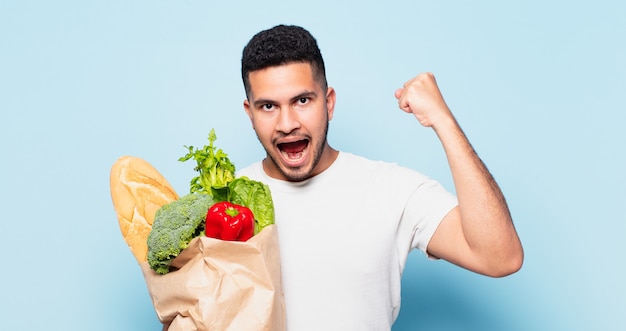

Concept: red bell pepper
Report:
left=205, top=201, right=254, bottom=241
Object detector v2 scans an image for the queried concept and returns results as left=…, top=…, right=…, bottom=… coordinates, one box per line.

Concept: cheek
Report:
left=309, top=109, right=329, bottom=131
left=251, top=118, right=273, bottom=140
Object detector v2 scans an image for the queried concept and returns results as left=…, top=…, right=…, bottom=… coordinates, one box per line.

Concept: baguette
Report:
left=110, top=156, right=179, bottom=262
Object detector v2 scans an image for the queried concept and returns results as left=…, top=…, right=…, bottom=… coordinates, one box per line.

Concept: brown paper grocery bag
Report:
left=140, top=224, right=285, bottom=331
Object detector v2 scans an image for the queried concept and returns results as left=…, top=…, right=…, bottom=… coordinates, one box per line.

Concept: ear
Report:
left=326, top=87, right=336, bottom=121
left=243, top=99, right=254, bottom=127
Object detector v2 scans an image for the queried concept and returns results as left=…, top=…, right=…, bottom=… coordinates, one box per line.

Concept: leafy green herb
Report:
left=179, top=129, right=235, bottom=201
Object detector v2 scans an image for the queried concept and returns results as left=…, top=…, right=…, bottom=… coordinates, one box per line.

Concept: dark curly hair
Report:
left=241, top=25, right=327, bottom=98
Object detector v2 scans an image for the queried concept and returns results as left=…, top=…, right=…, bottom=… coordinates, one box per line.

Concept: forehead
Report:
left=247, top=62, right=319, bottom=101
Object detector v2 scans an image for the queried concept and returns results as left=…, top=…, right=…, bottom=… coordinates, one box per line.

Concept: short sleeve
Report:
left=396, top=178, right=458, bottom=267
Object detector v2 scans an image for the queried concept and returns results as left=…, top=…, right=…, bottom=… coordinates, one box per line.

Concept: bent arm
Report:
left=427, top=116, right=523, bottom=277
left=396, top=73, right=523, bottom=277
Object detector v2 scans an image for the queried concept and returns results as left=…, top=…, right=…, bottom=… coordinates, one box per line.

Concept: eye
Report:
left=297, top=97, right=309, bottom=105
left=262, top=104, right=274, bottom=111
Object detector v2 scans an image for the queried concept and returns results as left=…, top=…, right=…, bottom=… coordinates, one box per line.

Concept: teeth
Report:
left=282, top=150, right=305, bottom=161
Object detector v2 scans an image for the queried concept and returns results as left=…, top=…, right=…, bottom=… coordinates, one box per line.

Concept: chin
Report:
left=279, top=165, right=313, bottom=182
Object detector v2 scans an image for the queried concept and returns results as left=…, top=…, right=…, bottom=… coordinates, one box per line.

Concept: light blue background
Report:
left=1, top=1, right=624, bottom=330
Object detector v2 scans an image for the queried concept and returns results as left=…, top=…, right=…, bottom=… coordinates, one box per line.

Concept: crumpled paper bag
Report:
left=140, top=224, right=285, bottom=331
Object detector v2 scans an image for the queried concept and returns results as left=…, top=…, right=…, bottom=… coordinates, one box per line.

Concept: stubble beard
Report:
left=261, top=120, right=329, bottom=182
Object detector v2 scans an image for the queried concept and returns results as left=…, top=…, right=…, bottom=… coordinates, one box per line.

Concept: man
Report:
left=238, top=24, right=523, bottom=330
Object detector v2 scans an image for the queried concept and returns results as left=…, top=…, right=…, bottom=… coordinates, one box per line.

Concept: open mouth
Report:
left=277, top=139, right=309, bottom=164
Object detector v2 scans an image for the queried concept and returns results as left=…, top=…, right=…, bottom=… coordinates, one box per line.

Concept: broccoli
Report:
left=147, top=193, right=215, bottom=274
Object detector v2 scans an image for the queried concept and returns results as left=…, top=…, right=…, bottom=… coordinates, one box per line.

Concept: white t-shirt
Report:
left=237, top=152, right=458, bottom=330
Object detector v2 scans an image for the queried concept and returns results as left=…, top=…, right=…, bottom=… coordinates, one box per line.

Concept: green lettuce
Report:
left=229, top=176, right=275, bottom=235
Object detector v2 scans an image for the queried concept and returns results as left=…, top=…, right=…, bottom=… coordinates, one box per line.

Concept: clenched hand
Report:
left=394, top=72, right=454, bottom=129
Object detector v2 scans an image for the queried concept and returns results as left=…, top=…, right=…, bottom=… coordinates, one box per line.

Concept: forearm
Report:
left=434, top=116, right=523, bottom=274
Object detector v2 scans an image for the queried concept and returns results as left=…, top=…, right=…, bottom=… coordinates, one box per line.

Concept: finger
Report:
left=394, top=88, right=403, bottom=100
left=396, top=92, right=411, bottom=113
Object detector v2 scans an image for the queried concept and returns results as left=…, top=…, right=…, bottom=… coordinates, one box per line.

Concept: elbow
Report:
left=485, top=246, right=524, bottom=278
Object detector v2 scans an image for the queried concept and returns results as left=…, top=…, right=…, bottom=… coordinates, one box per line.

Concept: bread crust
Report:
left=110, top=156, right=179, bottom=262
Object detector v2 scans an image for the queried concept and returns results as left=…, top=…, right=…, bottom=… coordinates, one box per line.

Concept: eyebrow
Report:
left=252, top=90, right=318, bottom=108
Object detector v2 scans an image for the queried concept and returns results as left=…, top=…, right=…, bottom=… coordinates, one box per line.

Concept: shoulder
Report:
left=340, top=152, right=429, bottom=181
left=236, top=161, right=264, bottom=180
left=339, top=152, right=394, bottom=171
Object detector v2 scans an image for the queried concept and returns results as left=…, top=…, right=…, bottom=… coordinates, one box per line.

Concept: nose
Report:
left=276, top=107, right=300, bottom=134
